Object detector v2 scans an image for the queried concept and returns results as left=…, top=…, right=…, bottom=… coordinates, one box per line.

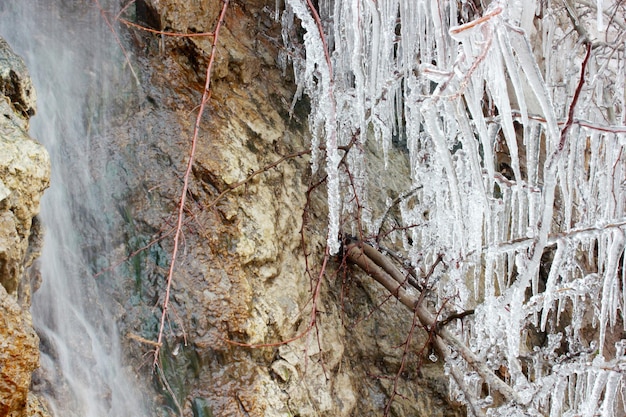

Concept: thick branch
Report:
left=344, top=241, right=523, bottom=407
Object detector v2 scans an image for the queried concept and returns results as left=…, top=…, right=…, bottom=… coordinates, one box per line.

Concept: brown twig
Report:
left=506, top=109, right=626, bottom=133
left=223, top=326, right=313, bottom=349
left=115, top=0, right=137, bottom=21
left=92, top=148, right=310, bottom=280
left=223, top=138, right=361, bottom=354
left=92, top=0, right=140, bottom=85
left=376, top=187, right=422, bottom=244
left=488, top=218, right=626, bottom=254
left=204, top=149, right=310, bottom=210
left=436, top=309, right=475, bottom=330
left=558, top=41, right=593, bottom=153
left=127, top=332, right=162, bottom=347
left=156, top=365, right=184, bottom=417
left=223, top=246, right=330, bottom=349
left=93, top=227, right=172, bottom=279
left=118, top=18, right=215, bottom=38
left=449, top=5, right=503, bottom=36
left=153, top=0, right=230, bottom=367
left=304, top=0, right=332, bottom=75
left=384, top=306, right=422, bottom=417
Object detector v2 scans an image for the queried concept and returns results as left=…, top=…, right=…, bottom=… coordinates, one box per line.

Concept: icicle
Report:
left=549, top=377, right=566, bottom=417
left=600, top=371, right=621, bottom=417
left=286, top=0, right=342, bottom=254
left=540, top=239, right=566, bottom=332
left=490, top=29, right=522, bottom=184
left=365, top=0, right=380, bottom=102
left=582, top=369, right=609, bottom=417
left=623, top=252, right=626, bottom=332
left=507, top=30, right=560, bottom=147
left=525, top=123, right=541, bottom=228
left=421, top=101, right=463, bottom=232
left=599, top=229, right=625, bottom=355
left=282, top=0, right=626, bottom=414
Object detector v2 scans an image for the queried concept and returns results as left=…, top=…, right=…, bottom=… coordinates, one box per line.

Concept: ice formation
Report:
left=283, top=0, right=626, bottom=415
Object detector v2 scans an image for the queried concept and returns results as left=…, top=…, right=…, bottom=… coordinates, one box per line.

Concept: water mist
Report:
left=0, top=2, right=148, bottom=416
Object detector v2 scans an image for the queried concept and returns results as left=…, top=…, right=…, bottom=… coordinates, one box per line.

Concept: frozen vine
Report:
left=283, top=0, right=626, bottom=415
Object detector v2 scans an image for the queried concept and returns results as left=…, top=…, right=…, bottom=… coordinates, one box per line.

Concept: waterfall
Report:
left=0, top=2, right=148, bottom=416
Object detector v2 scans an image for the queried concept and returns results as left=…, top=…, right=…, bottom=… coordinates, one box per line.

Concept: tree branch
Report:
left=344, top=239, right=524, bottom=409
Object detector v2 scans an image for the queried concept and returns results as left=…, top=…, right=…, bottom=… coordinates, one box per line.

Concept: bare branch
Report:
left=153, top=0, right=230, bottom=367
left=118, top=18, right=215, bottom=38
left=344, top=240, right=523, bottom=407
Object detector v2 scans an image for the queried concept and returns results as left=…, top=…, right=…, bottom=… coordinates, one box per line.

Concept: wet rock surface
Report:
left=0, top=37, right=50, bottom=417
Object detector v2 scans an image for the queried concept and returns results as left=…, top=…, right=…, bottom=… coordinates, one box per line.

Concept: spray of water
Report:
left=0, top=2, right=148, bottom=416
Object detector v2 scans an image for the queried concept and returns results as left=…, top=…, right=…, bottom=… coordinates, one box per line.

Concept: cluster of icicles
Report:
left=282, top=0, right=626, bottom=415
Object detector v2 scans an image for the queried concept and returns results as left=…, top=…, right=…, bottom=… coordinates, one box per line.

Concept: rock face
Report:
left=0, top=37, right=50, bottom=417
left=0, top=284, right=40, bottom=417
left=105, top=1, right=464, bottom=416
left=0, top=2, right=464, bottom=416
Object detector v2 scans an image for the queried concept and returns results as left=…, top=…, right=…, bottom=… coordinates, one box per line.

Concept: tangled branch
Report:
left=343, top=238, right=524, bottom=414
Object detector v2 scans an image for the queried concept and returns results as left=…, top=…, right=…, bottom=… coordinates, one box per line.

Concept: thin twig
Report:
left=226, top=246, right=330, bottom=349
left=557, top=41, right=592, bottom=153
left=204, top=149, right=310, bottom=210
left=384, top=306, right=422, bottom=416
left=376, top=186, right=422, bottom=245
left=119, top=18, right=215, bottom=38
left=564, top=0, right=592, bottom=43
left=153, top=0, right=230, bottom=367
left=506, top=109, right=626, bottom=133
left=93, top=228, right=172, bottom=278
left=92, top=0, right=140, bottom=85
left=155, top=365, right=184, bottom=417
left=449, top=5, right=503, bottom=36
left=127, top=332, right=162, bottom=347
left=488, top=218, right=626, bottom=254
left=344, top=240, right=521, bottom=407
left=115, top=0, right=136, bottom=21
left=93, top=148, right=310, bottom=279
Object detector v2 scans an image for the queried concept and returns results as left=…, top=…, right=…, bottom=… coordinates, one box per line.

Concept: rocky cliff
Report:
left=0, top=37, right=50, bottom=417
left=0, top=1, right=464, bottom=416
left=110, top=1, right=464, bottom=415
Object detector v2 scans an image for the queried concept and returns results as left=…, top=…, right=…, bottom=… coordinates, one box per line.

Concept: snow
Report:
left=282, top=0, right=626, bottom=415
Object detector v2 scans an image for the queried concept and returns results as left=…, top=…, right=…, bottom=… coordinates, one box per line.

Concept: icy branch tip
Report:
left=449, top=6, right=503, bottom=38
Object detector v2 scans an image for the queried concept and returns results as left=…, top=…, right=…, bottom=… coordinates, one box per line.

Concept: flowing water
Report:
left=0, top=1, right=148, bottom=415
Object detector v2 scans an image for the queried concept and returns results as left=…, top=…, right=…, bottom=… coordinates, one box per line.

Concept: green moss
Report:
left=191, top=398, right=213, bottom=417
left=156, top=341, right=205, bottom=414
left=156, top=340, right=188, bottom=413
